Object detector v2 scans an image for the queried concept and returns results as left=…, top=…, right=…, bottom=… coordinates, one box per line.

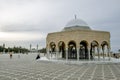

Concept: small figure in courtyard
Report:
left=10, top=53, right=12, bottom=59
left=36, top=54, right=40, bottom=60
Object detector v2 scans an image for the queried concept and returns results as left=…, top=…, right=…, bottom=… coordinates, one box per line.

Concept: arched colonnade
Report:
left=47, top=40, right=111, bottom=61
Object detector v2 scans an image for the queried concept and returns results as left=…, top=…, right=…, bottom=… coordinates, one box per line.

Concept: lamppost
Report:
left=37, top=44, right=38, bottom=53
left=3, top=44, right=5, bottom=54
left=30, top=44, right=32, bottom=53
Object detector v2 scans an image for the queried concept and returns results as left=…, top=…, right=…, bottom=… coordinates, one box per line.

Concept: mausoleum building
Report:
left=46, top=18, right=111, bottom=61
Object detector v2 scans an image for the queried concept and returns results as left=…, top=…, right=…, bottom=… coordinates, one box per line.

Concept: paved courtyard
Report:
left=0, top=53, right=120, bottom=80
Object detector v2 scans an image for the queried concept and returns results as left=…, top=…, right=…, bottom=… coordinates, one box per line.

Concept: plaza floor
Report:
left=0, top=53, right=120, bottom=80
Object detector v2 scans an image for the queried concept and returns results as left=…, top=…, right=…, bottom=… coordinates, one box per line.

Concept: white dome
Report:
left=63, top=18, right=91, bottom=31
left=66, top=19, right=88, bottom=27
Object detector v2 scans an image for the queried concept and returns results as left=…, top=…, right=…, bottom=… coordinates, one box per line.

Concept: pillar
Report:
left=88, top=48, right=90, bottom=60
left=102, top=47, right=105, bottom=60
left=47, top=48, right=50, bottom=59
left=49, top=48, right=52, bottom=59
left=93, top=47, right=95, bottom=60
left=77, top=48, right=79, bottom=61
left=66, top=48, right=68, bottom=61
left=56, top=48, right=58, bottom=60
left=97, top=47, right=100, bottom=61
left=108, top=47, right=111, bottom=61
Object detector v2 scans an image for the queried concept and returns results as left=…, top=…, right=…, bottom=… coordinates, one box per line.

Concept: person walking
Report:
left=10, top=53, right=12, bottom=59
left=36, top=54, right=40, bottom=60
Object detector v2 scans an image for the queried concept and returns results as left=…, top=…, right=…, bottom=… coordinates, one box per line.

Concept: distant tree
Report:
left=118, top=49, right=120, bottom=53
left=0, top=46, right=4, bottom=52
left=0, top=45, right=29, bottom=54
left=39, top=48, right=46, bottom=53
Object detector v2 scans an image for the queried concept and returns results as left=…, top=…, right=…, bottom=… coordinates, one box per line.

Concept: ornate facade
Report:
left=46, top=18, right=111, bottom=61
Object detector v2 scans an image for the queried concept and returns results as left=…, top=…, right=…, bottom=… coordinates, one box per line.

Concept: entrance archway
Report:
left=49, top=42, right=56, bottom=58
left=90, top=41, right=99, bottom=60
left=50, top=42, right=56, bottom=52
left=68, top=41, right=77, bottom=59
left=58, top=41, right=65, bottom=58
left=79, top=41, right=88, bottom=59
left=101, top=41, right=109, bottom=59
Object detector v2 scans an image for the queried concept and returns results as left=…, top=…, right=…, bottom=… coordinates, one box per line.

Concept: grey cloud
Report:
left=0, top=0, right=120, bottom=52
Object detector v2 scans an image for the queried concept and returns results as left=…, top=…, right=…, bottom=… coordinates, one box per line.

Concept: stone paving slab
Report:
left=0, top=54, right=120, bottom=80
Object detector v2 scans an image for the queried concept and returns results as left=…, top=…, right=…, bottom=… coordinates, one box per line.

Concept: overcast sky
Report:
left=0, top=0, right=120, bottom=52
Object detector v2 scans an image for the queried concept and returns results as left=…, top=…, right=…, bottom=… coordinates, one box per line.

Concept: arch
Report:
left=91, top=40, right=99, bottom=47
left=79, top=40, right=88, bottom=59
left=68, top=40, right=76, bottom=46
left=49, top=42, right=56, bottom=52
left=101, top=41, right=109, bottom=51
left=101, top=41, right=108, bottom=47
left=58, top=41, right=66, bottom=58
left=101, top=41, right=109, bottom=60
left=90, top=40, right=99, bottom=60
left=68, top=40, right=77, bottom=59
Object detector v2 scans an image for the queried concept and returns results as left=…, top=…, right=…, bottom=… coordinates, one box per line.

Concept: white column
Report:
left=47, top=48, right=50, bottom=59
left=108, top=48, right=111, bottom=61
left=77, top=48, right=79, bottom=61
left=103, top=48, right=105, bottom=60
left=56, top=49, right=58, bottom=60
left=97, top=47, right=100, bottom=61
left=110, top=49, right=111, bottom=61
left=66, top=48, right=68, bottom=61
left=93, top=47, right=95, bottom=60
left=47, top=48, right=48, bottom=58
left=88, top=48, right=90, bottom=60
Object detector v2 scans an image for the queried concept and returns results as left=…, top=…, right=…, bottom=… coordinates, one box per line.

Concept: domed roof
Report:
left=63, top=18, right=91, bottom=31
left=66, top=19, right=88, bottom=27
